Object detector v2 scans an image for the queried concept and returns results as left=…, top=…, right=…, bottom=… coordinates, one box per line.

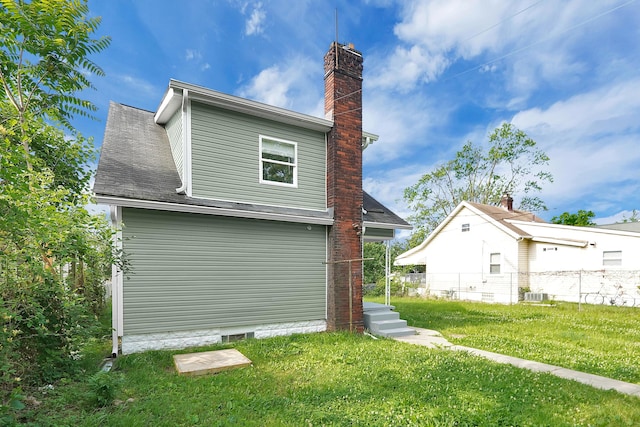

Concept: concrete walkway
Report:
left=394, top=327, right=640, bottom=398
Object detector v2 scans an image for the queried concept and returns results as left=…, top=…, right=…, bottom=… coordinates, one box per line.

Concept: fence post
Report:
left=578, top=270, right=582, bottom=311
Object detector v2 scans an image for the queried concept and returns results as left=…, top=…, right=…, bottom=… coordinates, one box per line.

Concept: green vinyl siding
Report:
left=121, top=208, right=327, bottom=335
left=165, top=109, right=183, bottom=182
left=190, top=101, right=326, bottom=210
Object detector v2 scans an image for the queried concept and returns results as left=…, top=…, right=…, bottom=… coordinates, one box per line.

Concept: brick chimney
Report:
left=500, top=193, right=514, bottom=211
left=324, top=42, right=364, bottom=332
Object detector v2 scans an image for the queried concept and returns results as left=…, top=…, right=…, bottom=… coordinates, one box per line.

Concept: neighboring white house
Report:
left=395, top=195, right=640, bottom=305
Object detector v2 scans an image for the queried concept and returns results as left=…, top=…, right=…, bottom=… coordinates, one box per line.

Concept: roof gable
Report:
left=395, top=200, right=544, bottom=264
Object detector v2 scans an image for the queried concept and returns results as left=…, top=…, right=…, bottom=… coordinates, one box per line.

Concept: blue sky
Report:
left=80, top=0, right=640, bottom=227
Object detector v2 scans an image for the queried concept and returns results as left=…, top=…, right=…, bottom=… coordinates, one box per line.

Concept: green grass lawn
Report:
left=15, top=299, right=640, bottom=426
left=374, top=297, right=640, bottom=384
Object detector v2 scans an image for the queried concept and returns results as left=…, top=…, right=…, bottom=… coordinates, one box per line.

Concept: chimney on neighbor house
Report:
left=501, top=193, right=514, bottom=212
left=324, top=42, right=364, bottom=333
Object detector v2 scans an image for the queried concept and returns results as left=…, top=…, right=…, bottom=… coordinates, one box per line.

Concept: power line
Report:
left=443, top=0, right=639, bottom=82
left=463, top=0, right=545, bottom=43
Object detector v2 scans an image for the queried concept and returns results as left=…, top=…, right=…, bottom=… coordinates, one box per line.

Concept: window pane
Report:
left=263, top=139, right=294, bottom=160
left=262, top=161, right=294, bottom=184
left=489, top=253, right=500, bottom=274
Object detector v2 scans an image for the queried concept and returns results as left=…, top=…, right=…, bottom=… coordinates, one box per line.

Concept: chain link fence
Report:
left=401, top=270, right=640, bottom=306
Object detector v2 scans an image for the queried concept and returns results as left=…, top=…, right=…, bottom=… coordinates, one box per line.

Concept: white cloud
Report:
left=237, top=56, right=320, bottom=114
left=368, top=0, right=628, bottom=98
left=362, top=91, right=438, bottom=165
left=185, top=49, right=202, bottom=61
left=512, top=78, right=640, bottom=137
left=245, top=2, right=266, bottom=36
left=511, top=78, right=640, bottom=215
left=368, top=45, right=449, bottom=91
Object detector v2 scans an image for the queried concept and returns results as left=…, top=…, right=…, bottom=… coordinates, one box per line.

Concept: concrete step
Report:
left=377, top=327, right=416, bottom=338
left=369, top=319, right=408, bottom=333
left=364, top=310, right=400, bottom=322
left=363, top=302, right=414, bottom=338
left=363, top=302, right=396, bottom=312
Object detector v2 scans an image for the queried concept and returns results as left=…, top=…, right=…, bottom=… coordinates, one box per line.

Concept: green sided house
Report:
left=94, top=43, right=411, bottom=355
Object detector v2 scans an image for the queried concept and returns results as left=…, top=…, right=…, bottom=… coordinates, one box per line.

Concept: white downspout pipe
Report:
left=176, top=88, right=190, bottom=194
left=110, top=205, right=123, bottom=357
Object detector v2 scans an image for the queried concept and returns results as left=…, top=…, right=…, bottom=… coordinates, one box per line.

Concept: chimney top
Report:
left=500, top=193, right=514, bottom=212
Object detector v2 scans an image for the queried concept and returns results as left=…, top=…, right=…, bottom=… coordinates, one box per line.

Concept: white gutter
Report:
left=529, top=236, right=589, bottom=247
left=176, top=89, right=190, bottom=194
left=96, top=196, right=335, bottom=226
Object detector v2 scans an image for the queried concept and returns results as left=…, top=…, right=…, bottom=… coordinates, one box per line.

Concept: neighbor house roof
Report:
left=595, top=222, right=640, bottom=233
left=395, top=200, right=547, bottom=265
left=395, top=199, right=640, bottom=266
left=466, top=201, right=545, bottom=237
left=94, top=101, right=410, bottom=229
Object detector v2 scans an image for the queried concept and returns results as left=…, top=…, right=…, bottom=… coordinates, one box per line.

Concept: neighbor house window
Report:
left=461, top=223, right=470, bottom=232
left=603, top=250, right=622, bottom=266
left=260, top=136, right=297, bottom=186
left=490, top=253, right=501, bottom=274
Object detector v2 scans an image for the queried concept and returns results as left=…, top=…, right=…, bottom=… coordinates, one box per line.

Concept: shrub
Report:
left=364, top=276, right=405, bottom=297
left=88, top=371, right=123, bottom=407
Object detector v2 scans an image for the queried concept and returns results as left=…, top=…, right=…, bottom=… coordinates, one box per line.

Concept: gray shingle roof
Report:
left=94, top=101, right=410, bottom=229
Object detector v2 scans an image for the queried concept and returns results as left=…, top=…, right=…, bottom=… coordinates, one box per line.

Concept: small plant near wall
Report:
left=518, top=286, right=531, bottom=301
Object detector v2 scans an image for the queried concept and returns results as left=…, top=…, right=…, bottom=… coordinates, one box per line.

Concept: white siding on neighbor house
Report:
left=120, top=208, right=327, bottom=336
left=513, top=221, right=640, bottom=271
left=517, top=240, right=530, bottom=288
left=512, top=221, right=640, bottom=302
left=165, top=109, right=183, bottom=182
left=190, top=102, right=326, bottom=210
left=416, top=206, right=520, bottom=303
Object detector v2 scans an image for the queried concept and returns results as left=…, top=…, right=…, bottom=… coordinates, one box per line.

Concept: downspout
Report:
left=176, top=89, right=190, bottom=194
left=110, top=205, right=123, bottom=357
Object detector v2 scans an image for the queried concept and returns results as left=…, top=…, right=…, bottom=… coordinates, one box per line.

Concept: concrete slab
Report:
left=393, top=328, right=640, bottom=397
left=450, top=345, right=640, bottom=397
left=394, top=327, right=453, bottom=349
left=173, top=349, right=252, bottom=376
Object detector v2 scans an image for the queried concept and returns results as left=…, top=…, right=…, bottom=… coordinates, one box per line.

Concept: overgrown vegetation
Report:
left=17, top=331, right=640, bottom=426
left=379, top=297, right=640, bottom=384
left=0, top=0, right=115, bottom=417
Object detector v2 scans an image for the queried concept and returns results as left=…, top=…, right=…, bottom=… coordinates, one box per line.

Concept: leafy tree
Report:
left=0, top=0, right=114, bottom=412
left=363, top=241, right=420, bottom=291
left=404, top=123, right=552, bottom=244
left=620, top=210, right=639, bottom=223
left=551, top=210, right=596, bottom=226
left=363, top=242, right=387, bottom=285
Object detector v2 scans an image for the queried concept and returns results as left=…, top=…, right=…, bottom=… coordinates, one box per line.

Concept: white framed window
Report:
left=259, top=135, right=297, bottom=187
left=489, top=253, right=501, bottom=274
left=603, top=250, right=622, bottom=266
left=461, top=223, right=470, bottom=232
